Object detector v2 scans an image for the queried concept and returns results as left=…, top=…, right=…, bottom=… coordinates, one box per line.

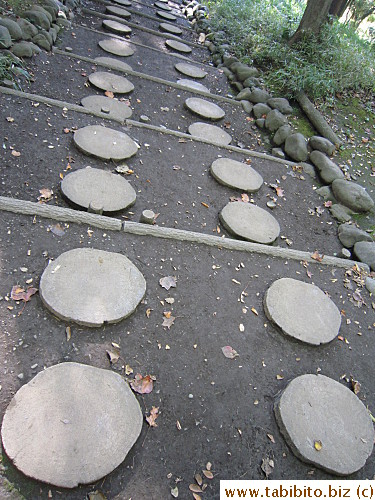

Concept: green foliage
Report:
left=203, top=0, right=375, bottom=99
left=0, top=54, right=30, bottom=89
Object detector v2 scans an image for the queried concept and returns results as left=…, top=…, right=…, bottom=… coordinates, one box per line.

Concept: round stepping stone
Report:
left=40, top=248, right=146, bottom=326
left=275, top=374, right=374, bottom=475
left=264, top=278, right=341, bottom=345
left=106, top=5, right=131, bottom=18
left=74, top=125, right=138, bottom=161
left=99, top=38, right=134, bottom=57
left=210, top=157, right=263, bottom=193
left=95, top=56, right=132, bottom=72
left=185, top=97, right=225, bottom=121
left=175, top=62, right=207, bottom=79
left=165, top=39, right=192, bottom=54
left=1, top=362, right=143, bottom=488
left=81, top=95, right=132, bottom=121
left=156, top=10, right=176, bottom=21
left=102, top=19, right=132, bottom=35
left=154, top=1, right=172, bottom=11
left=188, top=122, right=232, bottom=145
left=88, top=71, right=134, bottom=94
left=61, top=167, right=136, bottom=213
left=112, top=0, right=131, bottom=5
left=220, top=201, right=280, bottom=244
left=159, top=22, right=182, bottom=35
left=177, top=79, right=209, bottom=93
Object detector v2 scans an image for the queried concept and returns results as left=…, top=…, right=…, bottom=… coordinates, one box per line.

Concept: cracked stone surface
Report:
left=61, top=167, right=136, bottom=212
left=39, top=248, right=146, bottom=326
left=1, top=362, right=143, bottom=488
left=74, top=125, right=139, bottom=160
left=220, top=201, right=280, bottom=244
left=264, top=278, right=341, bottom=345
left=275, top=374, right=374, bottom=475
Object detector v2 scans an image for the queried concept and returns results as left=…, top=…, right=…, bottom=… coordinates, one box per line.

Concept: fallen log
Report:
left=296, top=90, right=342, bottom=146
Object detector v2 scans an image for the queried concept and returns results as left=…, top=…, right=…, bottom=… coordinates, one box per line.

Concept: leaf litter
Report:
left=222, top=346, right=239, bottom=359
left=145, top=406, right=159, bottom=427
left=130, top=373, right=155, bottom=394
left=159, top=276, right=177, bottom=290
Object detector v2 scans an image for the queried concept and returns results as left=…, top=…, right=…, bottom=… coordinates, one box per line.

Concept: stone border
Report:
left=54, top=48, right=239, bottom=105
left=0, top=85, right=124, bottom=122
left=0, top=196, right=368, bottom=271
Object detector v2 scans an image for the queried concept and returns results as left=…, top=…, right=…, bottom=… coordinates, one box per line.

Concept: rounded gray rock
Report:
left=188, top=122, right=232, bottom=145
left=253, top=103, right=271, bottom=119
left=284, top=133, right=308, bottom=162
left=105, top=5, right=131, bottom=18
left=275, top=374, right=374, bottom=475
left=99, top=38, right=134, bottom=57
left=177, top=79, right=209, bottom=92
left=185, top=97, right=225, bottom=121
left=11, top=41, right=33, bottom=58
left=160, top=23, right=182, bottom=36
left=265, top=109, right=288, bottom=132
left=267, top=97, right=293, bottom=114
left=310, top=150, right=344, bottom=184
left=273, top=124, right=293, bottom=146
left=220, top=201, right=280, bottom=244
left=61, top=167, right=136, bottom=212
left=40, top=248, right=146, bottom=326
left=165, top=39, right=192, bottom=54
left=102, top=19, right=132, bottom=35
left=248, top=87, right=270, bottom=104
left=332, top=179, right=374, bottom=213
left=175, top=62, right=207, bottom=79
left=81, top=95, right=132, bottom=120
left=95, top=56, right=132, bottom=72
left=74, top=125, right=138, bottom=161
left=211, top=158, right=263, bottom=193
left=88, top=71, right=134, bottom=94
left=156, top=10, right=177, bottom=21
left=354, top=241, right=375, bottom=271
left=0, top=18, right=23, bottom=40
left=1, top=362, right=143, bottom=487
left=309, top=136, right=336, bottom=156
left=0, top=26, right=12, bottom=48
left=264, top=278, right=341, bottom=345
left=338, top=223, right=373, bottom=248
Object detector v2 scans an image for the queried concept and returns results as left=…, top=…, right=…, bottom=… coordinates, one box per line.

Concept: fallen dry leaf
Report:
left=130, top=373, right=154, bottom=394
left=267, top=433, right=276, bottom=443
left=195, top=473, right=203, bottom=486
left=49, top=223, right=65, bottom=236
left=192, top=494, right=202, bottom=500
left=11, top=286, right=38, bottom=303
left=66, top=326, right=71, bottom=341
left=159, top=276, right=177, bottom=290
left=125, top=364, right=133, bottom=376
left=206, top=462, right=212, bottom=471
left=104, top=91, right=114, bottom=98
left=38, top=188, right=53, bottom=201
left=146, top=406, right=159, bottom=427
left=189, top=484, right=202, bottom=493
left=221, top=346, right=239, bottom=359
left=171, top=486, right=179, bottom=498
left=241, top=193, right=250, bottom=203
left=311, top=251, right=324, bottom=262
left=314, top=440, right=323, bottom=451
left=201, top=202, right=209, bottom=208
left=162, top=315, right=175, bottom=329
left=11, top=150, right=21, bottom=157
left=251, top=307, right=258, bottom=316
left=88, top=491, right=107, bottom=500
left=261, top=456, right=274, bottom=478
left=106, top=350, right=119, bottom=364
left=351, top=378, right=361, bottom=395
left=275, top=187, right=284, bottom=197
left=63, top=128, right=70, bottom=134
left=203, top=470, right=213, bottom=479
left=6, top=116, right=14, bottom=122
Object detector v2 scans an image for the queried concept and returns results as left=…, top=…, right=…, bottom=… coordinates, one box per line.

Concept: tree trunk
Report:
left=289, top=0, right=333, bottom=45
left=329, top=0, right=350, bottom=18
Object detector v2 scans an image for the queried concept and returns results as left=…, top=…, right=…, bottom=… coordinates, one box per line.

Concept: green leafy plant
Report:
left=0, top=53, right=31, bottom=89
